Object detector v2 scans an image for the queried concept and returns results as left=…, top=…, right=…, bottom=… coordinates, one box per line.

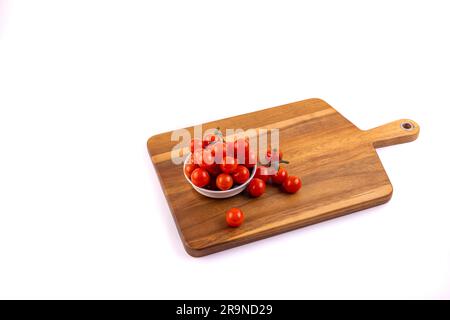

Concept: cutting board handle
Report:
left=365, top=119, right=420, bottom=148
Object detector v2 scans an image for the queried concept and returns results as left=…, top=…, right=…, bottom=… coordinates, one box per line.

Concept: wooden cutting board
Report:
left=147, top=98, right=419, bottom=257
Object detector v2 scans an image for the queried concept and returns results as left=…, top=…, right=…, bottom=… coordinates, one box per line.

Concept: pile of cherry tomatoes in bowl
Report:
left=183, top=132, right=302, bottom=227
left=184, top=134, right=257, bottom=198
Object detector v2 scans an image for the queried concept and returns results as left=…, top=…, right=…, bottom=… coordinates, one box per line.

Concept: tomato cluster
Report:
left=248, top=148, right=302, bottom=196
left=185, top=135, right=303, bottom=228
left=186, top=137, right=255, bottom=191
left=227, top=147, right=302, bottom=227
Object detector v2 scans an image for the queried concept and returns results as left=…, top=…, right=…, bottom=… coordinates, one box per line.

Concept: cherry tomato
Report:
left=208, top=142, right=221, bottom=156
left=190, top=138, right=203, bottom=153
left=193, top=149, right=215, bottom=168
left=204, top=150, right=216, bottom=167
left=266, top=148, right=283, bottom=163
left=247, top=178, right=266, bottom=197
left=190, top=168, right=210, bottom=187
left=203, top=133, right=219, bottom=148
left=216, top=173, right=234, bottom=191
left=282, top=175, right=302, bottom=193
left=211, top=141, right=235, bottom=161
left=184, top=163, right=198, bottom=178
left=208, top=142, right=226, bottom=163
left=254, top=166, right=273, bottom=183
left=271, top=166, right=288, bottom=184
left=220, top=156, right=238, bottom=174
left=234, top=139, right=249, bottom=158
left=232, top=165, right=250, bottom=184
left=226, top=208, right=244, bottom=227
left=244, top=150, right=257, bottom=168
left=224, top=141, right=235, bottom=158
left=206, top=163, right=221, bottom=176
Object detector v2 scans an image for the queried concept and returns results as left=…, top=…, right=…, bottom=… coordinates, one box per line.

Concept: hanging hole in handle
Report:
left=401, top=122, right=414, bottom=131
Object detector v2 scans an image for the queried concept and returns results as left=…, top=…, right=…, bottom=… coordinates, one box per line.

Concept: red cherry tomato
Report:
left=226, top=208, right=244, bottom=227
left=211, top=141, right=235, bottom=161
left=208, top=142, right=222, bottom=156
left=282, top=175, right=302, bottom=193
left=204, top=150, right=216, bottom=167
left=190, top=168, right=210, bottom=187
left=203, top=133, right=219, bottom=148
left=271, top=166, right=288, bottom=184
left=244, top=150, right=257, bottom=168
left=184, top=163, right=198, bottom=178
left=190, top=139, right=203, bottom=153
left=208, top=142, right=226, bottom=163
left=206, top=163, right=221, bottom=176
left=232, top=165, right=250, bottom=184
left=216, top=173, right=234, bottom=191
left=224, top=141, right=235, bottom=158
left=234, top=139, right=249, bottom=158
left=193, top=149, right=215, bottom=168
left=247, top=178, right=266, bottom=197
left=254, top=166, right=273, bottom=183
left=266, top=148, right=283, bottom=163
left=220, top=156, right=238, bottom=174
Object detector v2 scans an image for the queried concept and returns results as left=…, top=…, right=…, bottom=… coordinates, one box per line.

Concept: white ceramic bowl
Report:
left=183, top=154, right=257, bottom=199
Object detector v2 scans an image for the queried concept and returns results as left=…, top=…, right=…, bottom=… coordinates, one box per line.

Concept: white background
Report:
left=0, top=0, right=449, bottom=299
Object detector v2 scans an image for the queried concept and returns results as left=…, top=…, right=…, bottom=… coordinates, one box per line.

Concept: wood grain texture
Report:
left=147, top=98, right=420, bottom=257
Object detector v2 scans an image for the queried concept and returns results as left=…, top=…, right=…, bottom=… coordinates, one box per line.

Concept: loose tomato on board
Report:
left=216, top=173, right=234, bottom=191
left=190, top=168, right=210, bottom=187
left=266, top=148, right=283, bottom=163
left=271, top=166, right=288, bottom=185
left=247, top=178, right=266, bottom=197
left=232, top=165, right=250, bottom=184
left=220, top=156, right=238, bottom=174
left=254, top=166, right=272, bottom=183
left=282, top=175, right=302, bottom=193
left=226, top=208, right=244, bottom=227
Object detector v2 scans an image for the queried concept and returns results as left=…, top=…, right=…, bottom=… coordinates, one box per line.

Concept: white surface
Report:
left=0, top=1, right=449, bottom=299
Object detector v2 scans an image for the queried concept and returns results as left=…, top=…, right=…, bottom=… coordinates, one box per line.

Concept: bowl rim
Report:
left=183, top=152, right=257, bottom=193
